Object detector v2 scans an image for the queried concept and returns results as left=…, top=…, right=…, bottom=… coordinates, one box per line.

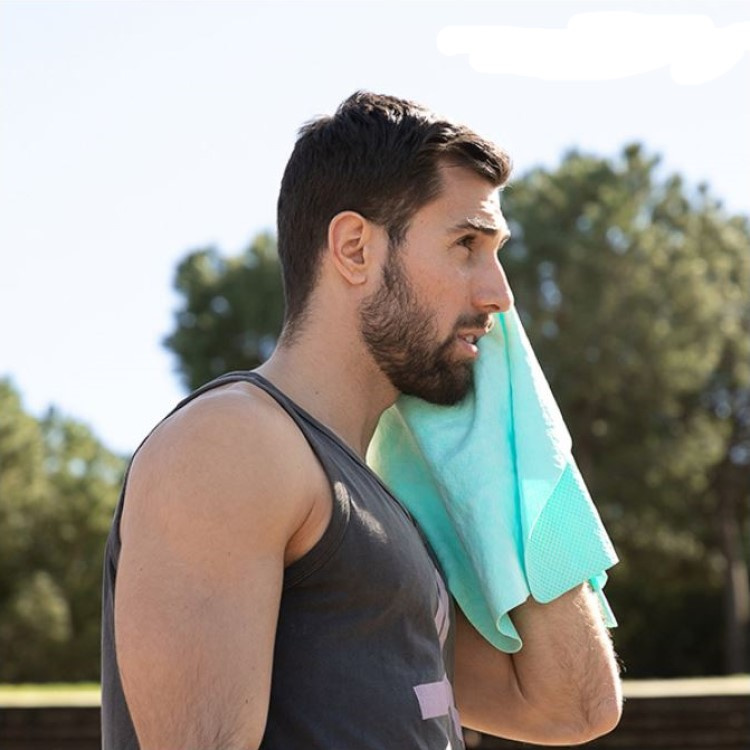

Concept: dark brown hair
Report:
left=276, top=91, right=512, bottom=336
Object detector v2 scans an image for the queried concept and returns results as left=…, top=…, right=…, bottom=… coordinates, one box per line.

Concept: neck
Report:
left=256, top=318, right=398, bottom=459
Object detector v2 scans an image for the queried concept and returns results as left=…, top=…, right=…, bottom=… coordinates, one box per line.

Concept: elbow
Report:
left=593, top=692, right=624, bottom=737
left=586, top=672, right=624, bottom=740
left=507, top=683, right=623, bottom=746
left=564, top=689, right=624, bottom=745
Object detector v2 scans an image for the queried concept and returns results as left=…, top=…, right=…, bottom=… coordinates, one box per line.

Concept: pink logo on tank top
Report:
left=413, top=571, right=462, bottom=743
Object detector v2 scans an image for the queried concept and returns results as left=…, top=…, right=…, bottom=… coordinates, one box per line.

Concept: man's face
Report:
left=359, top=165, right=513, bottom=405
left=359, top=248, right=482, bottom=404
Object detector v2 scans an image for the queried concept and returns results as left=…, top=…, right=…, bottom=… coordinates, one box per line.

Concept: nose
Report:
left=472, top=256, right=514, bottom=314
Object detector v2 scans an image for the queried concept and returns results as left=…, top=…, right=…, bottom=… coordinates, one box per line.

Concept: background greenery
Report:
left=1, top=145, right=747, bottom=681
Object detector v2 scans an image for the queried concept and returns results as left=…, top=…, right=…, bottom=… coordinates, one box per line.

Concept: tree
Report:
left=500, top=144, right=749, bottom=676
left=163, top=145, right=750, bottom=677
left=0, top=379, right=58, bottom=679
left=164, top=232, right=284, bottom=391
left=37, top=409, right=127, bottom=678
left=0, top=379, right=125, bottom=681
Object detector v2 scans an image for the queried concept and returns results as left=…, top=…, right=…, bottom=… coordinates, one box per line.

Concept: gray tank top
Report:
left=101, top=372, right=464, bottom=749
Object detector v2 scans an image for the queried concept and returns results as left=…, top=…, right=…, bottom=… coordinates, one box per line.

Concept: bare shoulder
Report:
left=121, top=381, right=322, bottom=565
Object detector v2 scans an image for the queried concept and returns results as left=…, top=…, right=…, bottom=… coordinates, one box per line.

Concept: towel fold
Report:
left=367, top=306, right=618, bottom=653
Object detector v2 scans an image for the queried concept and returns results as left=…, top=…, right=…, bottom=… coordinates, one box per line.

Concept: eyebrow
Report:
left=450, top=219, right=512, bottom=245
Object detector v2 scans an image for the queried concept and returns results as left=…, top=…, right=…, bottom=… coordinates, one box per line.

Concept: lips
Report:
left=455, top=331, right=482, bottom=359
left=459, top=333, right=478, bottom=345
left=457, top=327, right=489, bottom=346
left=455, top=318, right=493, bottom=353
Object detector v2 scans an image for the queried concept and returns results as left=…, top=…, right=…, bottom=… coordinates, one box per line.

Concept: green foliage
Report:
left=0, top=379, right=125, bottom=681
left=0, top=382, right=48, bottom=599
left=162, top=144, right=749, bottom=677
left=164, top=232, right=284, bottom=391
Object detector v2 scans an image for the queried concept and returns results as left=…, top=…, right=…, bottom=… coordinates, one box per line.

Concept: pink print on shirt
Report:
left=413, top=571, right=462, bottom=740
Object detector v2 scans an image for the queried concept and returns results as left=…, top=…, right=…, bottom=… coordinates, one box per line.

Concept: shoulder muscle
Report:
left=114, top=383, right=316, bottom=749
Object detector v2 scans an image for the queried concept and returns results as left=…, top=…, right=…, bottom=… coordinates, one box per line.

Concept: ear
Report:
left=327, top=211, right=378, bottom=286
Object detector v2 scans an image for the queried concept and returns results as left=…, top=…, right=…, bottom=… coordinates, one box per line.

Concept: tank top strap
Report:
left=193, top=370, right=357, bottom=482
left=231, top=372, right=438, bottom=578
left=224, top=372, right=354, bottom=588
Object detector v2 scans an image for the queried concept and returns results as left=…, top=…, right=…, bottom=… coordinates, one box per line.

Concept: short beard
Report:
left=359, top=251, right=475, bottom=406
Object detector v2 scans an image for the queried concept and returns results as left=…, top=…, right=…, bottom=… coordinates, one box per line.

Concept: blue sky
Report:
left=1, top=0, right=749, bottom=455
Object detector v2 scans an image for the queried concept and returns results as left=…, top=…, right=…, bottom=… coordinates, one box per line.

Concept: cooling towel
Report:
left=367, top=306, right=618, bottom=654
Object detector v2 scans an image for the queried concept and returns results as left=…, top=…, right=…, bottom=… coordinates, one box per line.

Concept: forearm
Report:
left=510, top=584, right=622, bottom=740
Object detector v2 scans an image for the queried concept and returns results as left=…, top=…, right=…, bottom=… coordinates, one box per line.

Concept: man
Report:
left=102, top=91, right=622, bottom=749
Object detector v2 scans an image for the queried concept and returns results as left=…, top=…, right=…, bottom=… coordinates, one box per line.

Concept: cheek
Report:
left=420, top=256, right=469, bottom=298
left=436, top=269, right=471, bottom=314
left=401, top=248, right=469, bottom=320
left=415, top=276, right=458, bottom=318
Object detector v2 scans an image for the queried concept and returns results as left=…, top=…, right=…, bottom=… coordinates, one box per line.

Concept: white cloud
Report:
left=437, top=12, right=750, bottom=84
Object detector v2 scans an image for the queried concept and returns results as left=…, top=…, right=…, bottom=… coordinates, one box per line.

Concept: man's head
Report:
left=276, top=91, right=512, bottom=339
left=360, top=161, right=513, bottom=405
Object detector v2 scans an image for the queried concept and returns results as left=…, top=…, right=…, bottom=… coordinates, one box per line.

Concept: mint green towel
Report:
left=367, top=306, right=618, bottom=653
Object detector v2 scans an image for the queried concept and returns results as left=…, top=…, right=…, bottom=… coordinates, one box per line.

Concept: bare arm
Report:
left=114, top=388, right=319, bottom=750
left=454, top=584, right=622, bottom=745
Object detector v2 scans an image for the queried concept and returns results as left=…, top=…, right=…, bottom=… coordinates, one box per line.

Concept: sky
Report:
left=1, top=0, right=749, bottom=455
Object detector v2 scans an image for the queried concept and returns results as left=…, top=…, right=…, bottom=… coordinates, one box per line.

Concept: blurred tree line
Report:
left=0, top=382, right=125, bottom=681
left=1, top=144, right=746, bottom=681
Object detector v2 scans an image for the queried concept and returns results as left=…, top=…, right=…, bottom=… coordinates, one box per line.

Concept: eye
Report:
left=457, top=234, right=476, bottom=252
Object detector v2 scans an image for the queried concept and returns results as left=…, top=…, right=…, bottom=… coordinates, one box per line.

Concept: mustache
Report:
left=453, top=314, right=495, bottom=335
